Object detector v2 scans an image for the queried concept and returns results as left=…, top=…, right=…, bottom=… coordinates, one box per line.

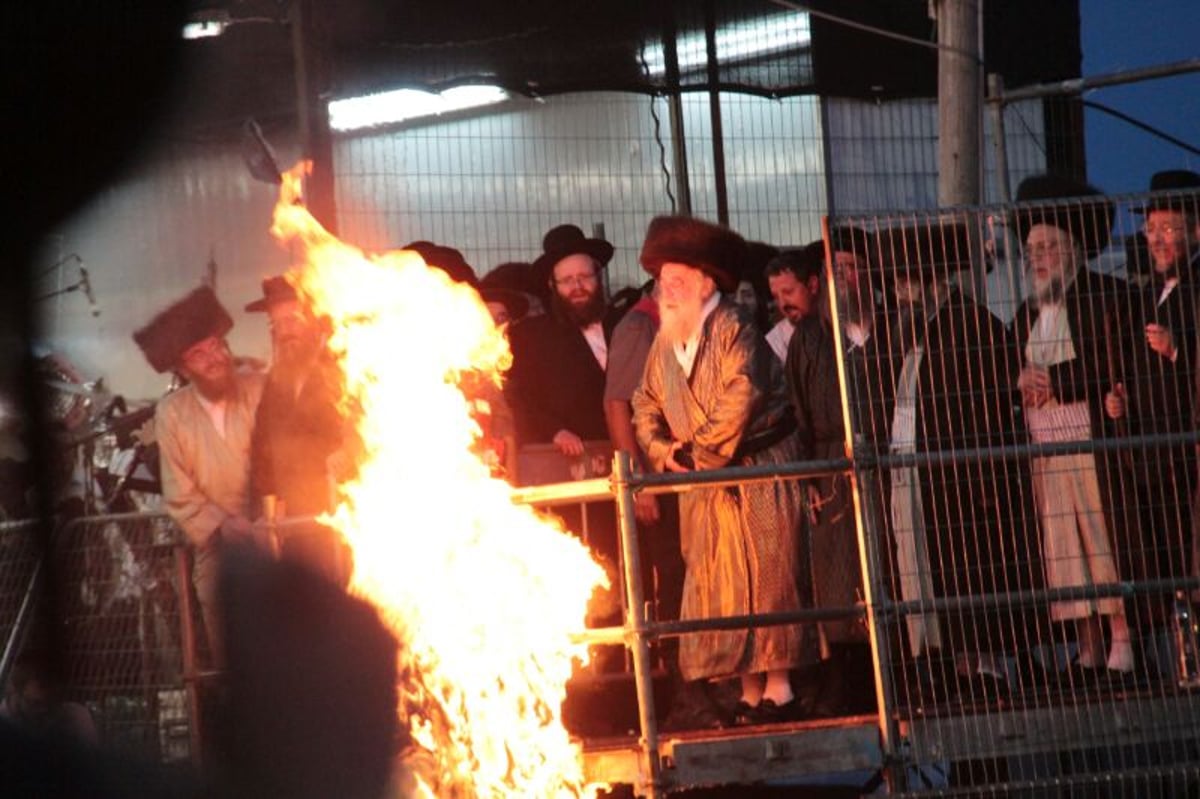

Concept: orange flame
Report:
left=270, top=162, right=608, bottom=797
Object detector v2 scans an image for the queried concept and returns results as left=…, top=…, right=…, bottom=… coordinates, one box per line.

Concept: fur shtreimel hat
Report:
left=1013, top=174, right=1114, bottom=257
left=875, top=220, right=973, bottom=281
left=639, top=215, right=747, bottom=294
left=133, top=285, right=233, bottom=373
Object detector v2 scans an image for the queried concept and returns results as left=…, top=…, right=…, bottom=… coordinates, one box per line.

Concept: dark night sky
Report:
left=1080, top=0, right=1200, bottom=193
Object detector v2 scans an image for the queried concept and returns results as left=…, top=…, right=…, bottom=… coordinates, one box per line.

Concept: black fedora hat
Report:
left=875, top=220, right=973, bottom=281
left=639, top=215, right=747, bottom=293
left=1134, top=169, right=1200, bottom=215
left=245, top=274, right=298, bottom=312
left=531, top=224, right=614, bottom=286
left=1013, top=174, right=1114, bottom=257
left=404, top=240, right=479, bottom=287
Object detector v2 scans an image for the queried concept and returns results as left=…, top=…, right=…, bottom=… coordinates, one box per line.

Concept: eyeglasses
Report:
left=553, top=273, right=599, bottom=289
left=1145, top=222, right=1186, bottom=237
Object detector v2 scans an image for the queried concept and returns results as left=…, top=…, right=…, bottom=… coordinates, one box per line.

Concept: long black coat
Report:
left=785, top=311, right=895, bottom=644
left=902, top=290, right=1042, bottom=654
left=505, top=313, right=610, bottom=447
left=1117, top=269, right=1197, bottom=593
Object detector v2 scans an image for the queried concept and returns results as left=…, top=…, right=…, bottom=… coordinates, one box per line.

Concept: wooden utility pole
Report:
left=935, top=0, right=981, bottom=208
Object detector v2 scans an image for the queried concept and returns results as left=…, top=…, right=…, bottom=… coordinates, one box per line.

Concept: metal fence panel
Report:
left=51, top=513, right=192, bottom=761
left=828, top=186, right=1200, bottom=794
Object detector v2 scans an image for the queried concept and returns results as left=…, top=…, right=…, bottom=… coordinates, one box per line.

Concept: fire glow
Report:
left=269, top=162, right=608, bottom=798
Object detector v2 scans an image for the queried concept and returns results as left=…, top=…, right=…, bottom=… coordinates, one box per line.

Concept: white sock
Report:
left=763, top=670, right=795, bottom=705
left=739, top=674, right=764, bottom=707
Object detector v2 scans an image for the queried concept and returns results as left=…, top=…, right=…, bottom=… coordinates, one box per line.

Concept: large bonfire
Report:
left=269, top=161, right=608, bottom=798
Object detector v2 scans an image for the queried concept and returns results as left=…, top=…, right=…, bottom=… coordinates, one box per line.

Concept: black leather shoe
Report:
left=731, top=700, right=758, bottom=726
left=754, top=698, right=803, bottom=724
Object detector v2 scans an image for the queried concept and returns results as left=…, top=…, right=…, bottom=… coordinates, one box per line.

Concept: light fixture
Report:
left=182, top=9, right=231, bottom=40
left=640, top=12, right=811, bottom=76
left=328, top=85, right=510, bottom=133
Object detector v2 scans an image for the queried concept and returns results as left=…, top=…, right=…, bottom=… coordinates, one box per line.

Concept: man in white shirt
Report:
left=134, top=285, right=265, bottom=662
left=764, top=242, right=824, bottom=362
left=1106, top=170, right=1200, bottom=665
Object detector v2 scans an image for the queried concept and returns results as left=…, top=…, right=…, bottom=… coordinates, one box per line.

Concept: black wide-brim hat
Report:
left=1012, top=174, right=1114, bottom=257
left=640, top=215, right=747, bottom=294
left=133, top=285, right=233, bottom=373
left=245, top=274, right=299, bottom=312
left=874, top=220, right=972, bottom=281
left=531, top=224, right=614, bottom=286
left=1134, top=169, right=1200, bottom=215
left=479, top=287, right=530, bottom=321
left=403, top=240, right=479, bottom=287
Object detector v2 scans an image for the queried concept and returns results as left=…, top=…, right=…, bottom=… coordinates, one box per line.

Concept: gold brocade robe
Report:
left=633, top=301, right=811, bottom=680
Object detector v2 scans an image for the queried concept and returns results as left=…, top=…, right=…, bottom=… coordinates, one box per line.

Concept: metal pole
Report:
left=936, top=0, right=981, bottom=208
left=992, top=57, right=1200, bottom=104
left=613, top=451, right=663, bottom=799
left=0, top=558, right=40, bottom=686
left=175, top=545, right=204, bottom=766
left=703, top=0, right=730, bottom=226
left=987, top=73, right=1012, bottom=204
left=820, top=216, right=906, bottom=791
left=290, top=0, right=339, bottom=234
left=663, top=5, right=693, bottom=216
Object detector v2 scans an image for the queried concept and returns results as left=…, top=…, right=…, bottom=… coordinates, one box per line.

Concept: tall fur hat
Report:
left=1013, top=174, right=1113, bottom=257
left=639, top=215, right=747, bottom=293
left=133, top=285, right=233, bottom=373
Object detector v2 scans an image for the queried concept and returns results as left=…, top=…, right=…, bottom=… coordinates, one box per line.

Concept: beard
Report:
left=835, top=287, right=871, bottom=327
left=551, top=287, right=606, bottom=327
left=659, top=297, right=705, bottom=346
left=1030, top=270, right=1066, bottom=307
left=187, top=366, right=235, bottom=400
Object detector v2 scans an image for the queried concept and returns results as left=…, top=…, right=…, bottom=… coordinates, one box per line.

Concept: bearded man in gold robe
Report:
left=632, top=216, right=812, bottom=725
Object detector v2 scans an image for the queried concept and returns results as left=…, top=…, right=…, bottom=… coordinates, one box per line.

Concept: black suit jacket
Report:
left=505, top=313, right=610, bottom=446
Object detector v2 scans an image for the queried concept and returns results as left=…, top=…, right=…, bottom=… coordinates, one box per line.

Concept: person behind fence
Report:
left=0, top=648, right=98, bottom=748
left=1012, top=174, right=1134, bottom=678
left=783, top=233, right=878, bottom=716
left=632, top=215, right=813, bottom=726
left=764, top=245, right=824, bottom=363
left=878, top=220, right=1040, bottom=702
left=505, top=224, right=622, bottom=630
left=133, top=285, right=266, bottom=663
left=1105, top=169, right=1200, bottom=671
left=247, top=275, right=353, bottom=587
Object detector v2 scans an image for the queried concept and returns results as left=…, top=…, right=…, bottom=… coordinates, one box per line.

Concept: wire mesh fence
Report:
left=2, top=513, right=195, bottom=763
left=824, top=184, right=1200, bottom=794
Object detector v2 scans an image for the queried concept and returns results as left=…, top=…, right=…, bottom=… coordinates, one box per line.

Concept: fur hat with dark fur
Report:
left=639, top=215, right=747, bottom=293
left=133, top=285, right=233, bottom=373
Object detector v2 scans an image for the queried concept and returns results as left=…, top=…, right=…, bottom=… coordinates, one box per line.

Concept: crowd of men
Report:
left=127, top=166, right=1200, bottom=732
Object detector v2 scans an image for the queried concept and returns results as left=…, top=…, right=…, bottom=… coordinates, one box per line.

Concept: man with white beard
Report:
left=632, top=216, right=813, bottom=726
left=1011, top=174, right=1133, bottom=681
